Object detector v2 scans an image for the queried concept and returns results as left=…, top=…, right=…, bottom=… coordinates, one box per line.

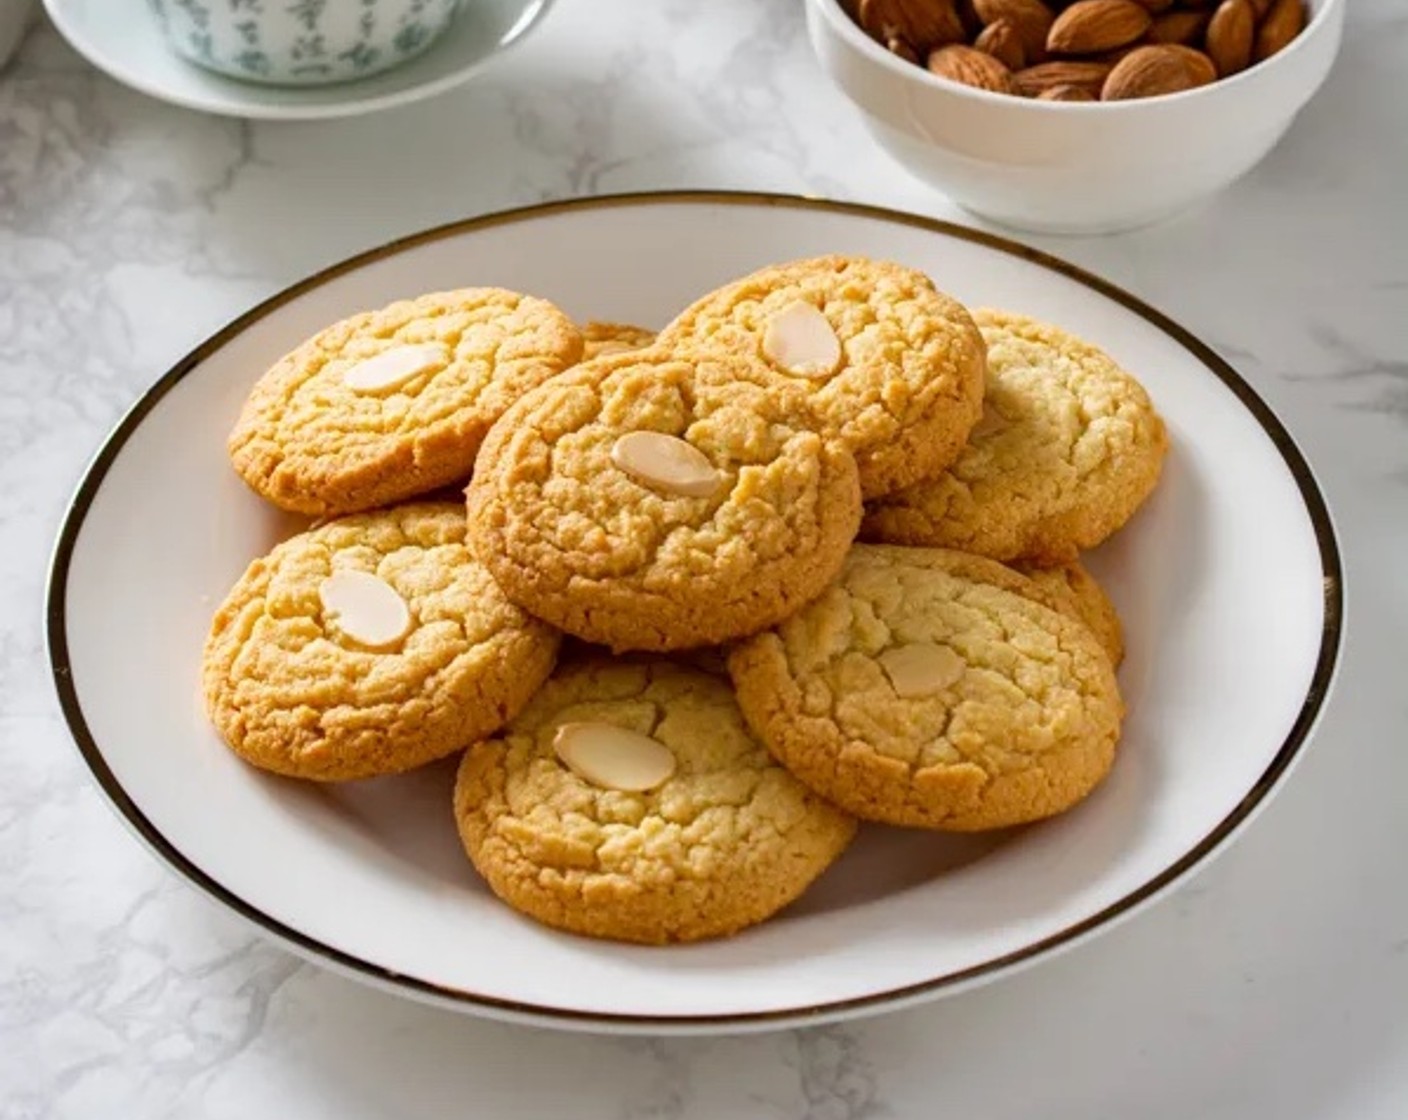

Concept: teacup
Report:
left=150, top=0, right=462, bottom=86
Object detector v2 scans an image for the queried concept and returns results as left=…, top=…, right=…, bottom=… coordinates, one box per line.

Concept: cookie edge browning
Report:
left=1016, top=560, right=1125, bottom=667
left=452, top=662, right=858, bottom=944
left=658, top=254, right=988, bottom=501
left=727, top=547, right=1125, bottom=831
left=861, top=308, right=1169, bottom=564
left=201, top=503, right=563, bottom=782
left=228, top=289, right=584, bottom=518
left=464, top=357, right=865, bottom=653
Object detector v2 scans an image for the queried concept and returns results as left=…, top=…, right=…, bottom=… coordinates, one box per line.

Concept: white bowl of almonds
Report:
left=806, top=0, right=1345, bottom=233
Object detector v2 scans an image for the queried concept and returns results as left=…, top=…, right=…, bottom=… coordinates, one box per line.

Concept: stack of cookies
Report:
left=203, top=256, right=1167, bottom=945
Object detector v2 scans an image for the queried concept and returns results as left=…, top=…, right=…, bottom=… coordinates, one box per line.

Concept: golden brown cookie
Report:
left=454, top=658, right=856, bottom=944
left=728, top=544, right=1124, bottom=831
left=202, top=503, right=560, bottom=781
left=465, top=347, right=863, bottom=652
left=1016, top=560, right=1125, bottom=666
left=229, top=289, right=583, bottom=517
left=862, top=309, right=1167, bottom=564
left=656, top=255, right=986, bottom=499
left=580, top=321, right=656, bottom=360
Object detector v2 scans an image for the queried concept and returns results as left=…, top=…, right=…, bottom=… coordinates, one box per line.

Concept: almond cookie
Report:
left=465, top=347, right=863, bottom=652
left=656, top=255, right=986, bottom=499
left=580, top=321, right=656, bottom=360
left=229, top=289, right=583, bottom=517
left=728, top=544, right=1124, bottom=831
left=454, top=658, right=856, bottom=944
left=862, top=309, right=1168, bottom=564
left=1016, top=559, right=1125, bottom=667
left=202, top=502, right=560, bottom=781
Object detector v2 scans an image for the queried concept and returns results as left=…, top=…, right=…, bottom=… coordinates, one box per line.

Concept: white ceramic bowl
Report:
left=805, top=0, right=1345, bottom=234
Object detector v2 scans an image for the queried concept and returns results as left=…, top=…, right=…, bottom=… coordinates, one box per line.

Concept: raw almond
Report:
left=1168, top=43, right=1218, bottom=85
left=1047, top=0, right=1152, bottom=54
left=1037, top=82, right=1097, bottom=100
left=973, top=0, right=1055, bottom=62
left=1101, top=43, right=1214, bottom=99
left=1147, top=9, right=1210, bottom=44
left=1130, top=0, right=1177, bottom=11
left=859, top=0, right=967, bottom=51
left=1253, top=0, right=1305, bottom=62
left=974, top=18, right=1027, bottom=70
left=1244, top=0, right=1273, bottom=16
left=1012, top=59, right=1111, bottom=97
left=927, top=43, right=1016, bottom=92
left=1206, top=0, right=1255, bottom=76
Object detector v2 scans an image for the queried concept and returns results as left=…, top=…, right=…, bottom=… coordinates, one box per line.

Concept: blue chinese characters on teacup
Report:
left=150, top=0, right=462, bottom=86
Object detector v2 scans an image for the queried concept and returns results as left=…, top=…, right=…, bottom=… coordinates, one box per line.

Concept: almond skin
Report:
left=1167, top=43, right=1218, bottom=85
left=1012, top=59, right=1112, bottom=96
left=1254, top=0, right=1306, bottom=63
left=1206, top=0, right=1255, bottom=76
left=1101, top=43, right=1215, bottom=99
left=1047, top=0, right=1153, bottom=54
left=1147, top=9, right=1211, bottom=44
left=927, top=43, right=1017, bottom=92
left=973, top=0, right=1056, bottom=62
left=858, top=0, right=967, bottom=52
left=1037, top=82, right=1097, bottom=100
left=974, top=18, right=1028, bottom=70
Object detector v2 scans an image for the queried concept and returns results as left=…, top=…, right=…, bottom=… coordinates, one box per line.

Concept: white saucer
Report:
left=42, top=0, right=554, bottom=120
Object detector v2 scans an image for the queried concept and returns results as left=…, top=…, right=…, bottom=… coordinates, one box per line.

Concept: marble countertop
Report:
left=3, top=1, right=1406, bottom=1116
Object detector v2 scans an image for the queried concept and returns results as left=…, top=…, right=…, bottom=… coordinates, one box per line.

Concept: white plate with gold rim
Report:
left=42, top=0, right=553, bottom=121
left=47, top=192, right=1342, bottom=1034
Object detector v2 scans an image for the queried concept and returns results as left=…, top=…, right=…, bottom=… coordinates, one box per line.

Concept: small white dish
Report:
left=805, top=0, right=1345, bottom=234
left=42, top=0, right=552, bottom=120
left=48, top=193, right=1342, bottom=1034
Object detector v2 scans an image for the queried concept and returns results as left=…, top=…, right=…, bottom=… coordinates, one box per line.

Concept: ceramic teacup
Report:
left=150, top=0, right=463, bottom=86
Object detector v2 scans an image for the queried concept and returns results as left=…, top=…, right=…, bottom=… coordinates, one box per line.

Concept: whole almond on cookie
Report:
left=1013, top=59, right=1112, bottom=97
left=973, top=0, right=1056, bottom=62
left=1253, top=0, right=1306, bottom=62
left=1047, top=0, right=1153, bottom=54
left=859, top=0, right=967, bottom=51
left=975, top=18, right=1027, bottom=70
left=928, top=43, right=1016, bottom=92
left=1206, top=0, right=1255, bottom=75
left=1101, top=43, right=1215, bottom=98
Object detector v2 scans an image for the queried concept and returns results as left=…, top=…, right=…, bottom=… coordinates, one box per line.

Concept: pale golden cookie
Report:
left=728, top=544, right=1124, bottom=831
left=465, top=347, right=863, bottom=652
left=229, top=289, right=583, bottom=517
left=657, top=255, right=986, bottom=499
left=454, top=659, right=856, bottom=944
left=862, top=309, right=1167, bottom=564
left=202, top=503, right=560, bottom=781
left=580, top=321, right=656, bottom=360
left=1016, top=560, right=1125, bottom=666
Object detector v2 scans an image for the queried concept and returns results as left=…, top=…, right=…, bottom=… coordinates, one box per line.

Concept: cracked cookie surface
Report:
left=728, top=544, right=1124, bottom=831
left=465, top=347, right=863, bottom=652
left=454, top=659, right=856, bottom=944
left=202, top=502, right=560, bottom=781
left=657, top=255, right=986, bottom=499
left=862, top=309, right=1167, bottom=564
left=580, top=321, right=656, bottom=360
left=1017, top=560, right=1124, bottom=666
left=229, top=289, right=583, bottom=516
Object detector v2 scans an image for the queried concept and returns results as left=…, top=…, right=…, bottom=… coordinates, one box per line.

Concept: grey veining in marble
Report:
left=2, top=1, right=1406, bottom=1117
